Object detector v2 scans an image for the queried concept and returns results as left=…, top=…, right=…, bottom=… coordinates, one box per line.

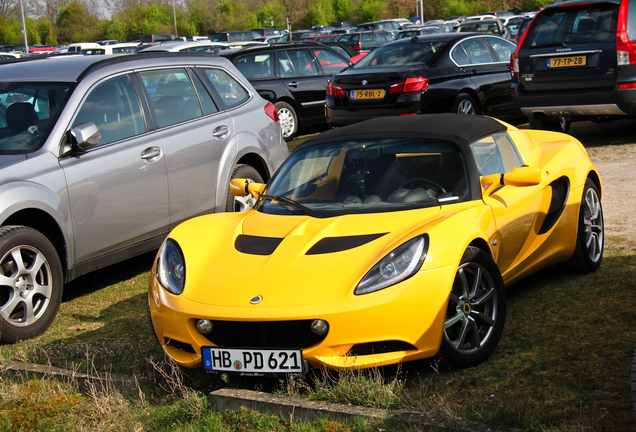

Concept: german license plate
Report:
left=351, top=89, right=384, bottom=99
left=548, top=56, right=586, bottom=67
left=202, top=347, right=303, bottom=374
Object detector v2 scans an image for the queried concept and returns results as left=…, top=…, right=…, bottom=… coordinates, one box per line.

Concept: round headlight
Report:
left=156, top=239, right=186, bottom=295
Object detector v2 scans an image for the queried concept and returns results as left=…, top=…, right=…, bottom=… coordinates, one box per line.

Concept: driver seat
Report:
left=6, top=102, right=39, bottom=133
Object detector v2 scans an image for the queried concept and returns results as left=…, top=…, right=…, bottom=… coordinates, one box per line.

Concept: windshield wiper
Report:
left=260, top=194, right=318, bottom=217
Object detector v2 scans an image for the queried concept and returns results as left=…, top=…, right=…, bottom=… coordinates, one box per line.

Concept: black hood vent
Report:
left=306, top=233, right=387, bottom=255
left=235, top=235, right=283, bottom=255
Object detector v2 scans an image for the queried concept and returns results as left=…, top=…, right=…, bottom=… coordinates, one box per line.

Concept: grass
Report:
left=1, top=122, right=636, bottom=431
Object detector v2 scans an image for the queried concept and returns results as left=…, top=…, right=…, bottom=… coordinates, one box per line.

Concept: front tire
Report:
left=440, top=247, right=506, bottom=368
left=275, top=101, right=298, bottom=140
left=225, top=164, right=264, bottom=212
left=0, top=226, right=63, bottom=343
left=567, top=178, right=603, bottom=272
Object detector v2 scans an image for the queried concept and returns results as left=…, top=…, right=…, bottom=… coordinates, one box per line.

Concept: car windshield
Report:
left=259, top=138, right=469, bottom=217
left=523, top=4, right=618, bottom=47
left=0, top=83, right=71, bottom=153
left=353, top=41, right=446, bottom=68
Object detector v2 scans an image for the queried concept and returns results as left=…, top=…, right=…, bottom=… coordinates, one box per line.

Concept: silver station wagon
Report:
left=0, top=52, right=289, bottom=342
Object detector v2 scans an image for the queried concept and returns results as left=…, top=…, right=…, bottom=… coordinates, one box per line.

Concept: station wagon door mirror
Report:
left=66, top=122, right=101, bottom=154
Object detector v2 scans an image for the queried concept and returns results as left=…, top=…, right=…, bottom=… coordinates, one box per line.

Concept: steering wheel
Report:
left=399, top=178, right=446, bottom=195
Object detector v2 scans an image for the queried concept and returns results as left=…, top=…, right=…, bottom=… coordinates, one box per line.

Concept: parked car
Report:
left=81, top=42, right=139, bottom=55
left=148, top=113, right=603, bottom=374
left=511, top=0, right=636, bottom=132
left=338, top=31, right=396, bottom=53
left=456, top=18, right=511, bottom=40
left=220, top=43, right=353, bottom=139
left=210, top=31, right=254, bottom=42
left=139, top=41, right=230, bottom=53
left=356, top=19, right=411, bottom=31
left=139, top=34, right=177, bottom=44
left=0, top=52, right=288, bottom=343
left=66, top=42, right=101, bottom=54
left=397, top=26, right=445, bottom=38
left=326, top=33, right=521, bottom=128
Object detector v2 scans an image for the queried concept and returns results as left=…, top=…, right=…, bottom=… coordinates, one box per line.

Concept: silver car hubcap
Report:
left=0, top=245, right=52, bottom=326
left=444, top=262, right=497, bottom=354
left=583, top=187, right=603, bottom=262
left=457, top=100, right=475, bottom=115
left=277, top=107, right=296, bottom=138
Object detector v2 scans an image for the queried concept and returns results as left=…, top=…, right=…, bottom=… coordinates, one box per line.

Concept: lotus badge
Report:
left=250, top=295, right=263, bottom=304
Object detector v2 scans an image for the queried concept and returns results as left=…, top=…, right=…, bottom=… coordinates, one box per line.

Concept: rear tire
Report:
left=440, top=247, right=506, bottom=368
left=0, top=226, right=63, bottom=343
left=225, top=164, right=264, bottom=212
left=275, top=101, right=298, bottom=140
left=567, top=178, right=603, bottom=273
left=452, top=93, right=479, bottom=115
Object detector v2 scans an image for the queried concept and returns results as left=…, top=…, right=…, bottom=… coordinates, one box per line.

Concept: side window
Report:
left=282, top=49, right=318, bottom=76
left=471, top=133, right=523, bottom=176
left=191, top=72, right=218, bottom=115
left=139, top=68, right=203, bottom=128
left=202, top=68, right=250, bottom=108
left=312, top=49, right=349, bottom=74
left=72, top=75, right=145, bottom=146
left=484, top=36, right=516, bottom=62
left=234, top=53, right=273, bottom=79
left=456, top=38, right=495, bottom=64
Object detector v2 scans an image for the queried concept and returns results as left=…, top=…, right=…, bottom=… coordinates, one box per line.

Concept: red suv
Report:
left=511, top=0, right=636, bottom=131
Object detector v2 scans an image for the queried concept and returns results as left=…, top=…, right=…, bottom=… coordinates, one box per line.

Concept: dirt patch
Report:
left=586, top=143, right=636, bottom=248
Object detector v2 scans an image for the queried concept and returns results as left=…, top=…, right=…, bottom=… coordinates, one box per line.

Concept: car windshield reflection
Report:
left=259, top=138, right=469, bottom=217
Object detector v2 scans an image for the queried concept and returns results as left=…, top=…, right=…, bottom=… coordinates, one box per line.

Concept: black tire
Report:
left=451, top=93, right=479, bottom=115
left=567, top=178, right=604, bottom=273
left=439, top=246, right=506, bottom=368
left=225, top=164, right=264, bottom=212
left=0, top=226, right=63, bottom=343
left=275, top=101, right=298, bottom=140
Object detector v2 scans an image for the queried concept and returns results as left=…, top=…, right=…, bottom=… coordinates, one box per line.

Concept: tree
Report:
left=255, top=0, right=287, bottom=29
left=354, top=0, right=385, bottom=23
left=332, top=0, right=350, bottom=22
left=57, top=1, right=100, bottom=43
left=303, top=0, right=335, bottom=27
left=210, top=0, right=257, bottom=32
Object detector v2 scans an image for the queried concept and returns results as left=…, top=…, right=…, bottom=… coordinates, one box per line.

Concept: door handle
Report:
left=287, top=81, right=299, bottom=88
left=213, top=125, right=230, bottom=139
left=141, top=146, right=161, bottom=161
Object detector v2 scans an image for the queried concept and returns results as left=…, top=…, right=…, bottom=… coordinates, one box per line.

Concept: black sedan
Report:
left=326, top=33, right=522, bottom=128
left=221, top=43, right=352, bottom=140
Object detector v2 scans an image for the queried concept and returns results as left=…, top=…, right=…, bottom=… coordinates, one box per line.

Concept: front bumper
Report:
left=148, top=263, right=456, bottom=371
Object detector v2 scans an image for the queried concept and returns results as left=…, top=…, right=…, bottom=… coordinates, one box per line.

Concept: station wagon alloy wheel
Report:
left=0, top=226, right=63, bottom=343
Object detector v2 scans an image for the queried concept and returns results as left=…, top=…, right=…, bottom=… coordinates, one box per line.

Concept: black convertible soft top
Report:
left=299, top=114, right=507, bottom=151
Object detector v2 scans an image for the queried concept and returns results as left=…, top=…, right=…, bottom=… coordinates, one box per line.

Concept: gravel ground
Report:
left=586, top=143, right=636, bottom=248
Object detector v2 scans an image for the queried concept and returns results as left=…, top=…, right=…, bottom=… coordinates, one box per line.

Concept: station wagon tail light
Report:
left=327, top=82, right=346, bottom=97
left=618, top=82, right=636, bottom=89
left=353, top=42, right=362, bottom=51
left=617, top=0, right=636, bottom=65
left=264, top=102, right=279, bottom=122
left=389, top=77, right=428, bottom=94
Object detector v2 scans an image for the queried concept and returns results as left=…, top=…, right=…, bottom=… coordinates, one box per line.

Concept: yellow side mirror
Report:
left=503, top=166, right=542, bottom=187
left=230, top=178, right=266, bottom=199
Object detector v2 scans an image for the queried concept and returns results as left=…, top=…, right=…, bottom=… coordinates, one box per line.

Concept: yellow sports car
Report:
left=148, top=114, right=603, bottom=375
